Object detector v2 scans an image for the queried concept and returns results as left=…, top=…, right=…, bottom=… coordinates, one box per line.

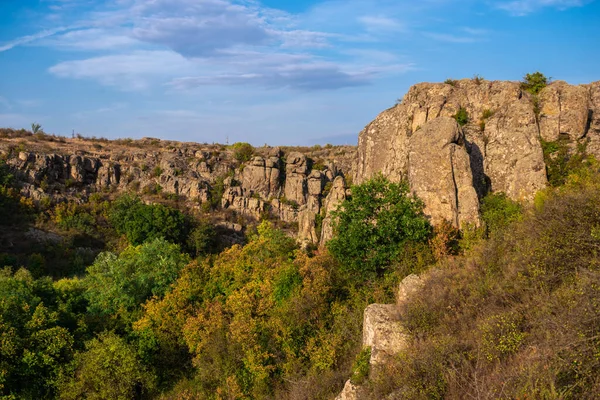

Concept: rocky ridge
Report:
left=3, top=79, right=599, bottom=245
left=356, top=79, right=600, bottom=227
left=0, top=134, right=354, bottom=245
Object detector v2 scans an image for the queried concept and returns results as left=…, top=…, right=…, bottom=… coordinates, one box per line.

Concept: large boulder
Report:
left=241, top=156, right=282, bottom=199
left=408, top=117, right=480, bottom=228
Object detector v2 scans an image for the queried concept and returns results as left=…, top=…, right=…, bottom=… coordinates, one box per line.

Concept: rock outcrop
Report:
left=356, top=79, right=600, bottom=225
left=3, top=79, right=599, bottom=245
left=407, top=117, right=480, bottom=228
left=318, top=176, right=348, bottom=246
left=336, top=274, right=425, bottom=400
left=1, top=135, right=355, bottom=245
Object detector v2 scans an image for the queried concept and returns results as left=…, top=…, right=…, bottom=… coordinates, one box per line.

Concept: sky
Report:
left=0, top=0, right=599, bottom=146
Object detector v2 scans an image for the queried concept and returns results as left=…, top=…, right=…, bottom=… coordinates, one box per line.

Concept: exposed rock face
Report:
left=408, top=117, right=480, bottom=228
left=319, top=176, right=348, bottom=246
left=3, top=138, right=354, bottom=245
left=539, top=81, right=590, bottom=142
left=586, top=81, right=600, bottom=157
left=483, top=98, right=547, bottom=200
left=241, top=156, right=282, bottom=199
left=356, top=79, right=600, bottom=223
left=362, top=304, right=406, bottom=368
left=336, top=274, right=424, bottom=400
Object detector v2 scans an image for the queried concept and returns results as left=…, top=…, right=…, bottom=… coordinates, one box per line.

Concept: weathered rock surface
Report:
left=319, top=176, right=348, bottom=246
left=408, top=117, right=480, bottom=228
left=539, top=81, right=590, bottom=142
left=356, top=79, right=600, bottom=223
left=482, top=98, right=547, bottom=200
left=336, top=274, right=425, bottom=400
left=2, top=136, right=355, bottom=244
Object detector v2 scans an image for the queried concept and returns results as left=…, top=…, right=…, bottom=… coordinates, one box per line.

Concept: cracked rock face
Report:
left=353, top=79, right=600, bottom=223
left=483, top=98, right=547, bottom=200
left=539, top=81, right=590, bottom=142
left=408, top=117, right=480, bottom=228
left=335, top=274, right=425, bottom=400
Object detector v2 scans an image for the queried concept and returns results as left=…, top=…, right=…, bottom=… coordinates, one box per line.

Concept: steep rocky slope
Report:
left=356, top=79, right=600, bottom=228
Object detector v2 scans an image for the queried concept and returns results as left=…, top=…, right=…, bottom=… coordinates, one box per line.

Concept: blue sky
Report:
left=1, top=0, right=599, bottom=145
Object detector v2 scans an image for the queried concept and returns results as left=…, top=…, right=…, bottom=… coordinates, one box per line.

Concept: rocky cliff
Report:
left=0, top=133, right=354, bottom=245
left=356, top=79, right=600, bottom=227
left=3, top=79, right=599, bottom=245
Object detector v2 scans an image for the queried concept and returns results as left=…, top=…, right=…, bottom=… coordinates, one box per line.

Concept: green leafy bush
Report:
left=521, top=71, right=548, bottom=95
left=480, top=311, right=526, bottom=361
left=327, top=174, right=431, bottom=277
left=109, top=195, right=190, bottom=246
left=59, top=332, right=156, bottom=400
left=231, top=142, right=254, bottom=163
left=480, top=192, right=522, bottom=236
left=85, top=238, right=189, bottom=324
left=350, top=347, right=371, bottom=385
left=541, top=138, right=588, bottom=187
left=453, top=107, right=469, bottom=126
left=444, top=79, right=458, bottom=86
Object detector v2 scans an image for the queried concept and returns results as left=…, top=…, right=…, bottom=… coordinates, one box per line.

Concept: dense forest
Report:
left=1, top=134, right=599, bottom=399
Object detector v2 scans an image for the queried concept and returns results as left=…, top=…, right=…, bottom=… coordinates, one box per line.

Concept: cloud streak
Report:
left=495, top=0, right=592, bottom=15
left=0, top=26, right=73, bottom=52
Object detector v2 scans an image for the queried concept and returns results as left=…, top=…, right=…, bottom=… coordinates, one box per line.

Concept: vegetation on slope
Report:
left=365, top=161, right=600, bottom=399
left=0, top=133, right=599, bottom=399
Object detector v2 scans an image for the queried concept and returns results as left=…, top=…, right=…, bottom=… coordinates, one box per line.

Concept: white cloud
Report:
left=46, top=28, right=141, bottom=50
left=49, top=50, right=194, bottom=90
left=358, top=16, right=405, bottom=32
left=0, top=27, right=72, bottom=52
left=495, top=0, right=591, bottom=15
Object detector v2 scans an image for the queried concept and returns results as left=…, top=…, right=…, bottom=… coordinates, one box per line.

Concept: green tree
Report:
left=59, top=332, right=156, bottom=400
left=327, top=174, right=431, bottom=277
left=186, top=221, right=217, bottom=257
left=0, top=268, right=75, bottom=399
left=109, top=195, right=190, bottom=246
left=85, top=239, right=190, bottom=326
left=521, top=71, right=549, bottom=95
left=231, top=142, right=254, bottom=163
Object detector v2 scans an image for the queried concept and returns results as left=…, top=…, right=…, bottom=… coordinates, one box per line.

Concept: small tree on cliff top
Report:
left=327, top=174, right=431, bottom=277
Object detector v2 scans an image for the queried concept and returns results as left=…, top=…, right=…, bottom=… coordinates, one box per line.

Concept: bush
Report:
left=350, top=347, right=371, bottom=385
left=541, top=138, right=588, bottom=187
left=521, top=71, right=549, bottom=95
left=480, top=192, right=522, bottom=236
left=327, top=174, right=431, bottom=277
left=85, top=238, right=190, bottom=324
left=444, top=79, right=458, bottom=86
left=231, top=142, right=254, bottom=163
left=109, top=195, right=191, bottom=246
left=453, top=107, right=469, bottom=126
left=59, top=332, right=156, bottom=400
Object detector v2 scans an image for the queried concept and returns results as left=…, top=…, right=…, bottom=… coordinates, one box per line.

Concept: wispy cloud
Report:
left=495, top=0, right=592, bottom=15
left=0, top=27, right=73, bottom=52
left=358, top=15, right=405, bottom=33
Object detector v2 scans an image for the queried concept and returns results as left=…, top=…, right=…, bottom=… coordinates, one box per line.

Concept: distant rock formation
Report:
left=1, top=137, right=355, bottom=245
